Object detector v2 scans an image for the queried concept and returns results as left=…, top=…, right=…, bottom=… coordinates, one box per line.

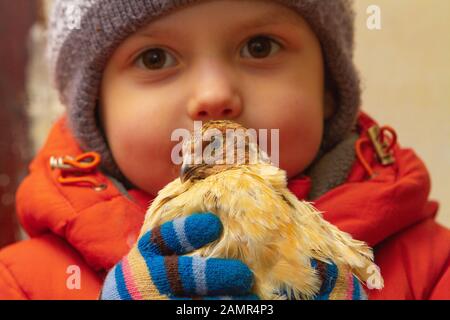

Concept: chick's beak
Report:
left=180, top=162, right=193, bottom=183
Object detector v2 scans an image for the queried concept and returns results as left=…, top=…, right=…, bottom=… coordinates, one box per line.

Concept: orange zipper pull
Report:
left=49, top=152, right=101, bottom=173
left=367, top=125, right=397, bottom=166
left=355, top=125, right=398, bottom=179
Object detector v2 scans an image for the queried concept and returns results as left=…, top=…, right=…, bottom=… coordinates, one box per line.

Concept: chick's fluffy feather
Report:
left=141, top=121, right=383, bottom=299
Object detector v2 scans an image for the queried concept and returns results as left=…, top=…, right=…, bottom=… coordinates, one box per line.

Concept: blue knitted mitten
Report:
left=100, top=213, right=258, bottom=300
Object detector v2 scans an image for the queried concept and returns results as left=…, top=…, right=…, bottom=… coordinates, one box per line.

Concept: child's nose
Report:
left=188, top=97, right=242, bottom=120
left=187, top=75, right=242, bottom=120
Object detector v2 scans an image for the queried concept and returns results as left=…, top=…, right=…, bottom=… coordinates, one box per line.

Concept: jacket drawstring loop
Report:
left=49, top=152, right=106, bottom=191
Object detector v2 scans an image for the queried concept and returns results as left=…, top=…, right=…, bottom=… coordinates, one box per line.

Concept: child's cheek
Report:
left=104, top=103, right=171, bottom=163
left=273, top=98, right=324, bottom=176
left=110, top=121, right=181, bottom=194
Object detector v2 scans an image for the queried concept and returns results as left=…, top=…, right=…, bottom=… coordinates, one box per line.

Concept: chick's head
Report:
left=180, top=120, right=271, bottom=182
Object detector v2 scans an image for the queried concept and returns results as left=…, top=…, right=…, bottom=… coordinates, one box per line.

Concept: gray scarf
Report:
left=306, top=132, right=359, bottom=200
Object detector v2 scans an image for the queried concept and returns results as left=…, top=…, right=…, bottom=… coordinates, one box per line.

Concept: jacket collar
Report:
left=289, top=112, right=438, bottom=247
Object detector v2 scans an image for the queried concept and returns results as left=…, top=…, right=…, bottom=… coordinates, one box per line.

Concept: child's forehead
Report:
left=137, top=1, right=305, bottom=35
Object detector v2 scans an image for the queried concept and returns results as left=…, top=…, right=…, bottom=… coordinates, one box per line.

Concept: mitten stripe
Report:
left=115, top=262, right=132, bottom=300
left=128, top=247, right=166, bottom=300
left=141, top=254, right=172, bottom=296
left=329, top=267, right=350, bottom=300
left=161, top=219, right=182, bottom=254
left=173, top=216, right=195, bottom=252
left=204, top=296, right=232, bottom=300
left=178, top=256, right=196, bottom=295
left=314, top=261, right=327, bottom=300
left=138, top=232, right=160, bottom=257
left=359, top=281, right=368, bottom=299
left=100, top=266, right=121, bottom=300
left=122, top=256, right=143, bottom=300
left=317, top=262, right=338, bottom=300
left=352, top=276, right=364, bottom=300
left=345, top=272, right=354, bottom=300
left=164, top=255, right=184, bottom=295
left=151, top=226, right=174, bottom=256
left=192, top=256, right=208, bottom=295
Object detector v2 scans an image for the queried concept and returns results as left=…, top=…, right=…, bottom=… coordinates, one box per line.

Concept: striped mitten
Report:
left=311, top=259, right=368, bottom=300
left=100, top=213, right=258, bottom=300
left=276, top=259, right=368, bottom=300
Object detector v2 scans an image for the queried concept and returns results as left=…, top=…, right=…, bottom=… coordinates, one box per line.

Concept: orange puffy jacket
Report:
left=0, top=112, right=448, bottom=300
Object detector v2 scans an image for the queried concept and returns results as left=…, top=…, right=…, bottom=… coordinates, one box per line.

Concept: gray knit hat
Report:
left=47, top=0, right=361, bottom=184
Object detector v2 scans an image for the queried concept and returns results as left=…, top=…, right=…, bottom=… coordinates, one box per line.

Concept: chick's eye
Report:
left=135, top=48, right=177, bottom=70
left=241, top=35, right=282, bottom=59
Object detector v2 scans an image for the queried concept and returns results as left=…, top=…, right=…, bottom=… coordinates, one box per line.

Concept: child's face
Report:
left=100, top=0, right=330, bottom=195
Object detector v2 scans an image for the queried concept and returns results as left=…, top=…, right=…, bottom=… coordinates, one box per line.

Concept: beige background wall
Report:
left=353, top=0, right=450, bottom=227
left=29, top=0, right=449, bottom=227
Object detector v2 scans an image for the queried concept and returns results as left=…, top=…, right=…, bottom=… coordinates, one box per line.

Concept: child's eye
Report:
left=241, top=35, right=282, bottom=59
left=135, top=48, right=178, bottom=70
